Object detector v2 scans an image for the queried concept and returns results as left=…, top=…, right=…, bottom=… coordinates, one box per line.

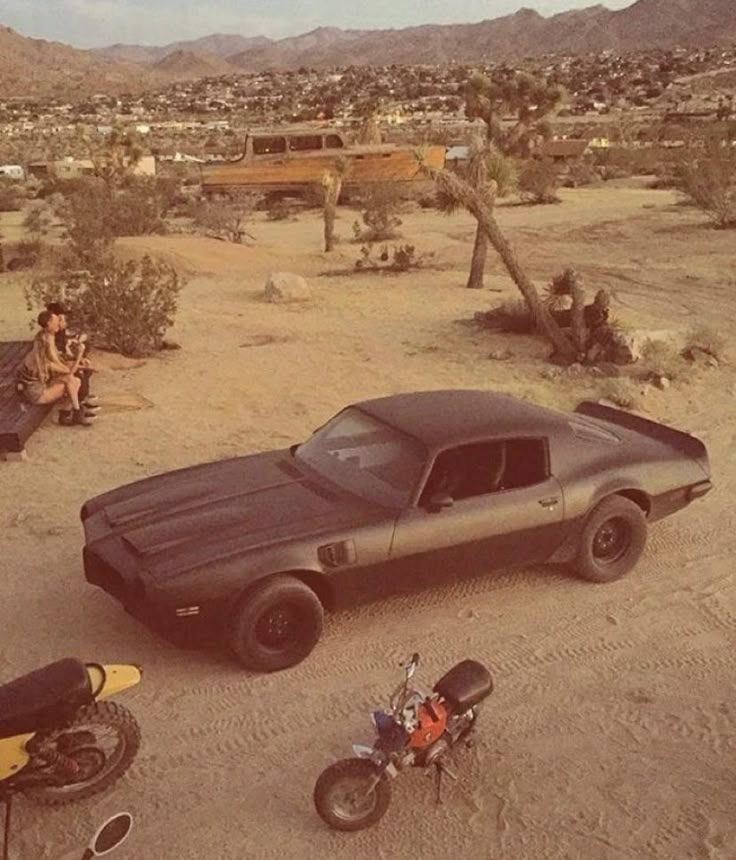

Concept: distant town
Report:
left=1, top=42, right=735, bottom=173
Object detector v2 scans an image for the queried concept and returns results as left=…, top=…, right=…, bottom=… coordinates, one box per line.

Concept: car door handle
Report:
left=538, top=497, right=559, bottom=508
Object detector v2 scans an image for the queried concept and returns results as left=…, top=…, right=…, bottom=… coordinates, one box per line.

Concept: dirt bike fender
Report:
left=351, top=745, right=398, bottom=778
left=0, top=733, right=34, bottom=781
left=86, top=664, right=142, bottom=700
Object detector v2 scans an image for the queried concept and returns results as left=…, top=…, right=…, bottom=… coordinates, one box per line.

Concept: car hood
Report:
left=85, top=450, right=377, bottom=569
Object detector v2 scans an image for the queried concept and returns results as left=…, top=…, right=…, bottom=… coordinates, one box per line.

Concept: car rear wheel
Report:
left=227, top=575, right=324, bottom=672
left=574, top=496, right=647, bottom=583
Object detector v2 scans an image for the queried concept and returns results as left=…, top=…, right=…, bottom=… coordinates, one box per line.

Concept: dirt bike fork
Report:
left=433, top=760, right=458, bottom=805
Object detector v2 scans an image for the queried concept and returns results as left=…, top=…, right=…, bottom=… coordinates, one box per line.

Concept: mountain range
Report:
left=2, top=0, right=735, bottom=99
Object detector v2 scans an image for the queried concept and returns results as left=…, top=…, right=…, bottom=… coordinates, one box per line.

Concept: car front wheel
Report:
left=574, top=496, right=647, bottom=583
left=227, top=575, right=324, bottom=672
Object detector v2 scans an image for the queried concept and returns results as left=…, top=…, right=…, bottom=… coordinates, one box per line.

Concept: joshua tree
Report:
left=429, top=164, right=577, bottom=362
left=321, top=158, right=349, bottom=252
left=458, top=136, right=517, bottom=290
left=462, top=70, right=563, bottom=289
left=76, top=125, right=143, bottom=187
left=355, top=98, right=383, bottom=145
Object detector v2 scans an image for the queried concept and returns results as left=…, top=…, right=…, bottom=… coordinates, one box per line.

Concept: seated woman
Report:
left=17, top=309, right=95, bottom=426
left=45, top=301, right=99, bottom=408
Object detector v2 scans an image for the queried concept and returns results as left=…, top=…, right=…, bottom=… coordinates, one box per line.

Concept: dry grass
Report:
left=597, top=378, right=641, bottom=410
left=639, top=340, right=692, bottom=383
left=683, top=325, right=726, bottom=361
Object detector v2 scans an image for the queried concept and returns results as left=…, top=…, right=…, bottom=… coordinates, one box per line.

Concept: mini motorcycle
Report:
left=0, top=657, right=141, bottom=808
left=313, top=652, right=493, bottom=831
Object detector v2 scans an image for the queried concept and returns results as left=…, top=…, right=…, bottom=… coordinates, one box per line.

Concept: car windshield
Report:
left=295, top=407, right=426, bottom=508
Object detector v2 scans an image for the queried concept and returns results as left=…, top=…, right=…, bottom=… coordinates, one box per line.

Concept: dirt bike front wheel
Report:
left=313, top=757, right=392, bottom=832
left=24, top=700, right=141, bottom=806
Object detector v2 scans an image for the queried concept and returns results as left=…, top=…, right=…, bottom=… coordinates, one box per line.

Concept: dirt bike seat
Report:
left=0, top=658, right=93, bottom=738
left=433, top=659, right=493, bottom=712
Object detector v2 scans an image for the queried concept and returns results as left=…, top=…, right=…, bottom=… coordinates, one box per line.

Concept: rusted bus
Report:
left=200, top=129, right=446, bottom=195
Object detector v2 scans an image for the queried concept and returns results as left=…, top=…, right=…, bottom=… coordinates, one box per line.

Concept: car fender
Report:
left=565, top=476, right=651, bottom=523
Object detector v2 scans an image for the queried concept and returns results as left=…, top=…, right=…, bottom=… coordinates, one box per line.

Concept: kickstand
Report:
left=434, top=761, right=459, bottom=806
left=2, top=794, right=12, bottom=860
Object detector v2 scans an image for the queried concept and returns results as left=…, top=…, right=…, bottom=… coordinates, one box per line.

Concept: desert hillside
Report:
left=2, top=184, right=735, bottom=859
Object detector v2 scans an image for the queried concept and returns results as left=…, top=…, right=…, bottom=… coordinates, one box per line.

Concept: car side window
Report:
left=252, top=136, right=287, bottom=155
left=420, top=438, right=548, bottom=504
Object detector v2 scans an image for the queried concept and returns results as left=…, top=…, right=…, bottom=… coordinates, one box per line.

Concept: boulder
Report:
left=589, top=328, right=682, bottom=366
left=263, top=272, right=312, bottom=304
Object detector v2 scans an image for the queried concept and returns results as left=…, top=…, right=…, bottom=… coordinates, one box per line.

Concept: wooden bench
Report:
left=0, top=341, right=54, bottom=460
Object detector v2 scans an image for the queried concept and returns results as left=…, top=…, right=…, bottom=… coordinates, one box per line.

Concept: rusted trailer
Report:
left=200, top=128, right=446, bottom=197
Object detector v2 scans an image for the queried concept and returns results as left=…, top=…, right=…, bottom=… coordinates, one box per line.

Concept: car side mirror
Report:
left=426, top=493, right=454, bottom=513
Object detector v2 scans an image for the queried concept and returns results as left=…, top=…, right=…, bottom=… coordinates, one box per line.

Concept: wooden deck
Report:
left=0, top=341, right=53, bottom=458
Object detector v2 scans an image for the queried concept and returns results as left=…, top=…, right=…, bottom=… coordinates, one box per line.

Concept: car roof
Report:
left=354, top=389, right=569, bottom=449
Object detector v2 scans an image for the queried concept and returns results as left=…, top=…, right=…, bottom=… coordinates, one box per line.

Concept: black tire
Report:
left=26, top=701, right=141, bottom=806
left=227, top=575, right=324, bottom=672
left=574, top=495, right=647, bottom=583
left=313, top=758, right=392, bottom=832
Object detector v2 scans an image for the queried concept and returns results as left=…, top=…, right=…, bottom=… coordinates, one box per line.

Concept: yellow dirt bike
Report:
left=0, top=658, right=141, bottom=809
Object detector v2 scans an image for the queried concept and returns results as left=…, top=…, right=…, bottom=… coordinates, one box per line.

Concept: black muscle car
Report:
left=81, top=390, right=712, bottom=672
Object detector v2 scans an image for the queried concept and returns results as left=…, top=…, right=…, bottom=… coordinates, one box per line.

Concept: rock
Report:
left=566, top=362, right=585, bottom=377
left=263, top=272, right=312, bottom=303
left=654, top=376, right=671, bottom=390
left=488, top=349, right=513, bottom=361
left=541, top=368, right=562, bottom=380
left=599, top=329, right=683, bottom=366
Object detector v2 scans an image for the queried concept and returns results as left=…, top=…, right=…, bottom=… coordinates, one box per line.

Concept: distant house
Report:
left=535, top=139, right=591, bottom=164
left=52, top=158, right=96, bottom=179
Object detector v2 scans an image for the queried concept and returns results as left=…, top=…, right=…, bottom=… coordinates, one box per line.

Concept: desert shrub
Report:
left=475, top=298, right=534, bottom=333
left=518, top=158, right=560, bottom=204
left=485, top=147, right=518, bottom=198
left=564, top=160, right=600, bottom=188
left=52, top=176, right=177, bottom=263
left=265, top=197, right=297, bottom=221
left=592, top=147, right=636, bottom=180
left=23, top=202, right=54, bottom=239
left=353, top=242, right=427, bottom=272
left=352, top=182, right=403, bottom=241
left=598, top=379, right=640, bottom=410
left=0, top=180, right=23, bottom=212
left=26, top=254, right=183, bottom=357
left=682, top=326, right=726, bottom=361
left=639, top=340, right=692, bottom=383
left=676, top=142, right=736, bottom=228
left=190, top=191, right=260, bottom=242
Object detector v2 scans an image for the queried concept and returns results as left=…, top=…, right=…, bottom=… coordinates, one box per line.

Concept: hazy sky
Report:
left=2, top=0, right=636, bottom=48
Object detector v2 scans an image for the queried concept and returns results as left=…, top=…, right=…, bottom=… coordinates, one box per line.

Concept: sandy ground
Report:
left=2, top=185, right=736, bottom=860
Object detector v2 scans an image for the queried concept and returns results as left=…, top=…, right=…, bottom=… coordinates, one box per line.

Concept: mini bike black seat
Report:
left=433, top=659, right=493, bottom=712
left=0, top=658, right=93, bottom=738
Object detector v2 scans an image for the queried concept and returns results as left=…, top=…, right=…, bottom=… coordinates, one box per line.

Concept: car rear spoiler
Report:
left=574, top=401, right=710, bottom=477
